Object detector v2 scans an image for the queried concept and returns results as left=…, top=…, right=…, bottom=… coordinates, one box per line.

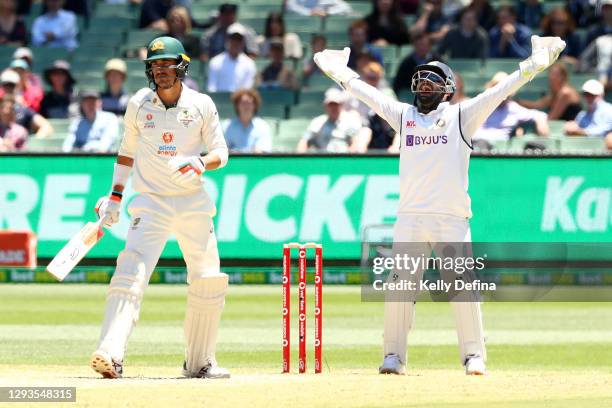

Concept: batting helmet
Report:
left=144, top=36, right=190, bottom=85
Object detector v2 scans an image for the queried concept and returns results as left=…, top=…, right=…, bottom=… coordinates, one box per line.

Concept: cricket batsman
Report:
left=90, top=36, right=230, bottom=379
left=314, top=35, right=565, bottom=375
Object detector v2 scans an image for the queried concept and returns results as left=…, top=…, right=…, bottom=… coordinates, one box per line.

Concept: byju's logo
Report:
left=405, top=134, right=448, bottom=147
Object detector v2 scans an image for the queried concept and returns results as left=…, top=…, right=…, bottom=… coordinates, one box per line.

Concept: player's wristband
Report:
left=110, top=191, right=123, bottom=202
left=112, top=163, right=131, bottom=188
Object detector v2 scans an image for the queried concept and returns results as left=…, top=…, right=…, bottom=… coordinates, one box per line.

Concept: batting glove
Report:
left=519, top=35, right=566, bottom=80
left=168, top=156, right=206, bottom=187
left=95, top=195, right=121, bottom=228
left=314, top=47, right=359, bottom=89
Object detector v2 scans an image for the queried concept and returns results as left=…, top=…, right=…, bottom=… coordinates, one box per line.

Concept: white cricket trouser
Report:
left=383, top=213, right=486, bottom=365
left=96, top=189, right=220, bottom=361
left=123, top=190, right=220, bottom=283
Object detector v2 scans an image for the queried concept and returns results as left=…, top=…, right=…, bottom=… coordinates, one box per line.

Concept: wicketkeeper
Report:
left=91, top=36, right=230, bottom=379
left=314, top=36, right=565, bottom=375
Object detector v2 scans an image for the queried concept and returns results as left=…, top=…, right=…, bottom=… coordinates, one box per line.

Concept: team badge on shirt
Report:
left=177, top=109, right=196, bottom=128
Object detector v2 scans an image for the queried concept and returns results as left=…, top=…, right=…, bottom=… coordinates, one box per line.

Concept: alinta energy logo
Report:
left=405, top=134, right=448, bottom=147
left=158, top=132, right=177, bottom=156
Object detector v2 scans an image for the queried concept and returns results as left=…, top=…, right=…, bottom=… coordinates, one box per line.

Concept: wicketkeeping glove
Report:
left=168, top=156, right=206, bottom=187
left=95, top=195, right=121, bottom=228
left=519, top=35, right=566, bottom=80
left=313, top=47, right=359, bottom=88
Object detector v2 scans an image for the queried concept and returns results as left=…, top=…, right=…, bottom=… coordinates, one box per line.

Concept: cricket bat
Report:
left=47, top=217, right=106, bottom=281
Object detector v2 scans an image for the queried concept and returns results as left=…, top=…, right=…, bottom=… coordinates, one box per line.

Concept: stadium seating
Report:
left=1, top=0, right=609, bottom=155
left=26, top=137, right=64, bottom=153
left=507, top=135, right=561, bottom=152
left=560, top=137, right=606, bottom=153
left=276, top=118, right=311, bottom=152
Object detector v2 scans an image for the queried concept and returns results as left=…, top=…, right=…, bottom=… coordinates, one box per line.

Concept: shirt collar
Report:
left=149, top=83, right=190, bottom=109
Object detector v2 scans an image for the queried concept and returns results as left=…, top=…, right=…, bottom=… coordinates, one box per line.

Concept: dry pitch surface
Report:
left=2, top=366, right=612, bottom=408
left=1, top=284, right=611, bottom=407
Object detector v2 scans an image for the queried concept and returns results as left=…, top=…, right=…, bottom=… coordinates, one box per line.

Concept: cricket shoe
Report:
left=379, top=353, right=406, bottom=375
left=90, top=350, right=123, bottom=379
left=182, top=361, right=230, bottom=379
left=465, top=355, right=486, bottom=375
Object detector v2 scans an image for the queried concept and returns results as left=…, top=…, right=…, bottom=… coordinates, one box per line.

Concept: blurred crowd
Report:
left=0, top=0, right=610, bottom=153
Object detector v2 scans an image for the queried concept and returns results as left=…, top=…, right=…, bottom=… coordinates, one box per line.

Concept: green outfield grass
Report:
left=1, top=284, right=611, bottom=407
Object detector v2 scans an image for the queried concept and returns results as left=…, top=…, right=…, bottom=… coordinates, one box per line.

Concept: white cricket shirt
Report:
left=118, top=84, right=228, bottom=200
left=346, top=71, right=529, bottom=219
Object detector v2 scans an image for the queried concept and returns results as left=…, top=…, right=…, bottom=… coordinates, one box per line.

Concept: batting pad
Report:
left=97, top=250, right=147, bottom=361
left=184, top=273, right=229, bottom=374
left=452, top=301, right=487, bottom=364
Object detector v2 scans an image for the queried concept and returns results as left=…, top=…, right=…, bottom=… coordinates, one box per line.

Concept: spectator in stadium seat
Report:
left=472, top=72, right=549, bottom=147
left=364, top=0, right=410, bottom=46
left=286, top=0, right=352, bottom=17
left=42, top=0, right=90, bottom=25
left=468, top=0, right=496, bottom=31
left=437, top=7, right=489, bottom=59
left=200, top=3, right=257, bottom=61
left=392, top=33, right=442, bottom=95
left=100, top=59, right=131, bottom=116
left=0, top=0, right=26, bottom=46
left=256, top=39, right=298, bottom=90
left=347, top=20, right=383, bottom=70
left=166, top=5, right=200, bottom=58
left=297, top=88, right=368, bottom=153
left=541, top=8, right=582, bottom=64
left=346, top=61, right=395, bottom=124
left=139, top=0, right=174, bottom=30
left=302, top=34, right=327, bottom=86
left=488, top=5, right=531, bottom=58
left=31, top=0, right=78, bottom=50
left=517, top=62, right=582, bottom=121
left=516, top=0, right=543, bottom=30
left=568, top=0, right=597, bottom=28
left=257, top=12, right=303, bottom=60
left=450, top=72, right=468, bottom=104
left=349, top=62, right=398, bottom=151
left=586, top=0, right=612, bottom=46
left=207, top=23, right=256, bottom=92
left=410, top=0, right=450, bottom=43
left=40, top=60, right=76, bottom=119
left=564, top=79, right=612, bottom=138
left=578, top=34, right=612, bottom=91
left=222, top=88, right=272, bottom=152
left=0, top=95, right=27, bottom=151
left=12, top=48, right=44, bottom=91
left=63, top=90, right=118, bottom=153
left=0, top=69, right=53, bottom=138
left=9, top=59, right=43, bottom=113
